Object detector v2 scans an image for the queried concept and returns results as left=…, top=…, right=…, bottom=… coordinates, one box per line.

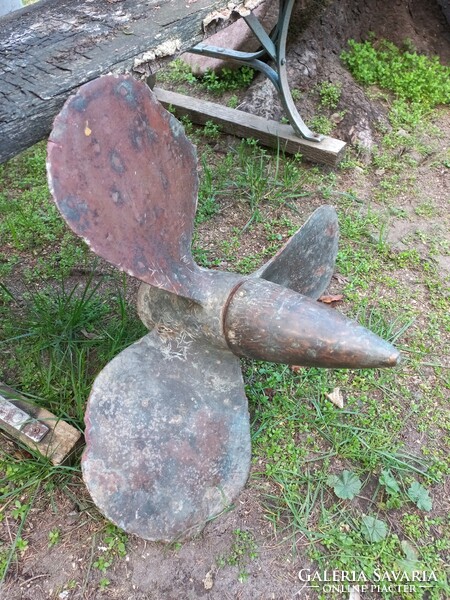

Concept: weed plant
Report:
left=318, top=81, right=342, bottom=110
left=201, top=66, right=255, bottom=95
left=341, top=38, right=450, bottom=129
left=159, top=58, right=255, bottom=95
left=341, top=39, right=450, bottom=106
left=217, top=529, right=259, bottom=583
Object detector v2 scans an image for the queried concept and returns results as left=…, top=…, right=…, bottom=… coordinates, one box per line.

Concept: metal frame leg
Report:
left=190, top=0, right=323, bottom=142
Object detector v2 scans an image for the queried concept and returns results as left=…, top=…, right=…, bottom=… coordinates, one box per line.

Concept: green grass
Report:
left=246, top=348, right=449, bottom=598
left=1, top=276, right=146, bottom=426
left=0, top=143, right=89, bottom=280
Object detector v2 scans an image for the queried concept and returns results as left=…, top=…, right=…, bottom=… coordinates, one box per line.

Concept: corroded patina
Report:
left=47, top=75, right=399, bottom=541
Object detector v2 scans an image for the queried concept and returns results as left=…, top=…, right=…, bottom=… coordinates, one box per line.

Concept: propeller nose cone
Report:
left=224, top=278, right=401, bottom=369
left=382, top=348, right=401, bottom=367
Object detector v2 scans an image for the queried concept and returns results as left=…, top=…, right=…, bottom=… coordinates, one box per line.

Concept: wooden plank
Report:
left=0, top=0, right=263, bottom=163
left=0, top=383, right=83, bottom=465
left=153, top=87, right=346, bottom=166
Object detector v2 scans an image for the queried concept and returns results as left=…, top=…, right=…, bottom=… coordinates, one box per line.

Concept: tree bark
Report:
left=0, top=0, right=263, bottom=163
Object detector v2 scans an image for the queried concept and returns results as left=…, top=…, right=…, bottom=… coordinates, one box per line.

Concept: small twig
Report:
left=19, top=573, right=49, bottom=587
left=1, top=485, right=40, bottom=583
left=0, top=496, right=17, bottom=514
left=80, top=534, right=96, bottom=597
left=5, top=516, right=13, bottom=543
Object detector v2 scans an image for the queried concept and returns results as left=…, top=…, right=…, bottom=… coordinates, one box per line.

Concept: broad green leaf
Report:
left=379, top=469, right=400, bottom=495
left=360, top=515, right=388, bottom=543
left=326, top=474, right=339, bottom=487
left=401, top=539, right=419, bottom=561
left=397, top=540, right=420, bottom=573
left=330, top=470, right=362, bottom=500
left=407, top=481, right=432, bottom=511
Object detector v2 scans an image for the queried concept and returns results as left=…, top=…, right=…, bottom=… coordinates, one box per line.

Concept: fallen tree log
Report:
left=0, top=0, right=262, bottom=163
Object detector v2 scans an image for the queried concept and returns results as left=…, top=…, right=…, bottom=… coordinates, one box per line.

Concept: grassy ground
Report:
left=0, top=40, right=449, bottom=598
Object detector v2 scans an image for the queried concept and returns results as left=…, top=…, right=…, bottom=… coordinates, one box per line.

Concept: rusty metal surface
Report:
left=137, top=269, right=242, bottom=350
left=0, top=395, right=49, bottom=442
left=47, top=75, right=204, bottom=302
left=47, top=75, right=400, bottom=541
left=83, top=330, right=250, bottom=541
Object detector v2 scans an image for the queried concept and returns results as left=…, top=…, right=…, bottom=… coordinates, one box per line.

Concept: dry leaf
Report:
left=290, top=365, right=302, bottom=373
left=80, top=328, right=97, bottom=339
left=326, top=387, right=344, bottom=408
left=331, top=112, right=344, bottom=124
left=203, top=571, right=214, bottom=590
left=318, top=294, right=344, bottom=304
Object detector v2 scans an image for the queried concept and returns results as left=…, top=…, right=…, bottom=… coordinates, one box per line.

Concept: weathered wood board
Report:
left=0, top=0, right=263, bottom=163
left=0, top=383, right=82, bottom=465
left=154, top=87, right=346, bottom=166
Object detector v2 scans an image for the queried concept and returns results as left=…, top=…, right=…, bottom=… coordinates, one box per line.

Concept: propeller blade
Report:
left=47, top=75, right=203, bottom=301
left=82, top=330, right=250, bottom=541
left=47, top=74, right=401, bottom=543
left=253, top=205, right=338, bottom=299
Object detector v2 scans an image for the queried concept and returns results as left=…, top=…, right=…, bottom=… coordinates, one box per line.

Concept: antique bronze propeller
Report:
left=47, top=75, right=399, bottom=541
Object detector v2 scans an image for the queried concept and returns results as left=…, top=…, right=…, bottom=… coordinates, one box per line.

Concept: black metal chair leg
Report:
left=190, top=0, right=323, bottom=142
